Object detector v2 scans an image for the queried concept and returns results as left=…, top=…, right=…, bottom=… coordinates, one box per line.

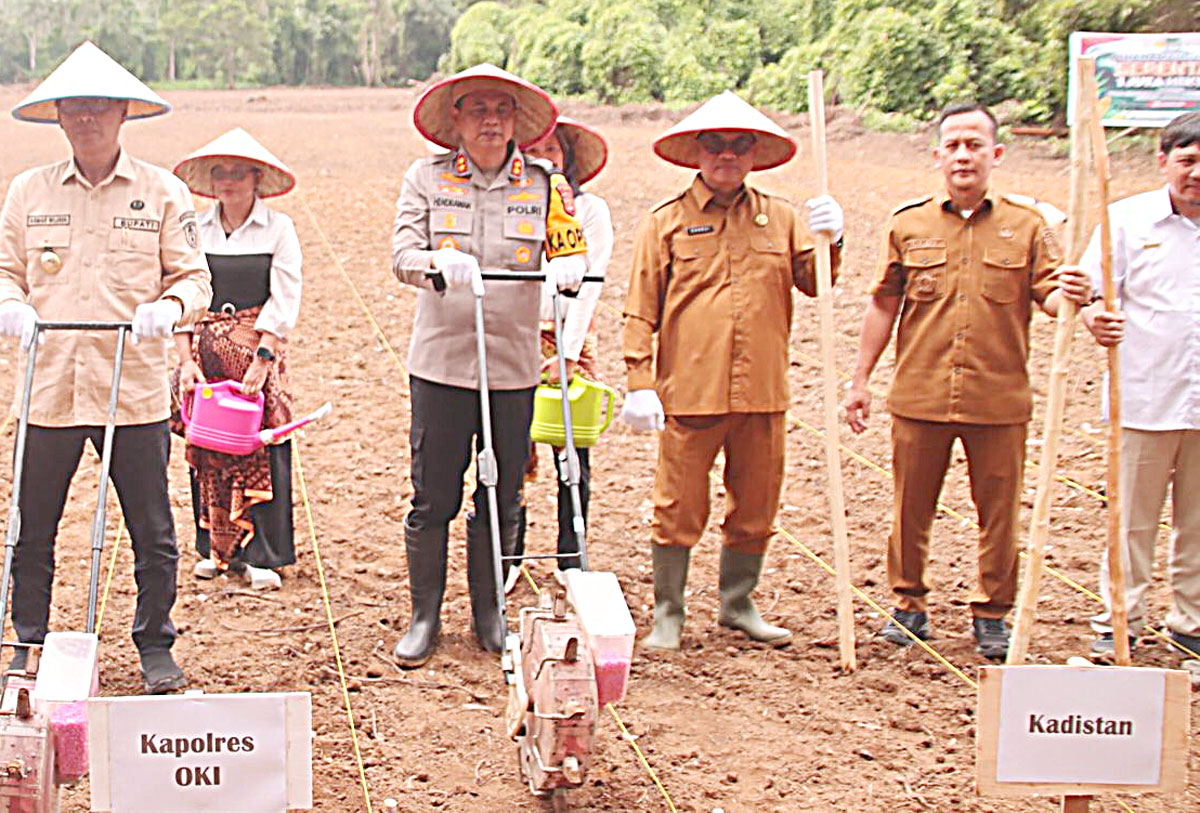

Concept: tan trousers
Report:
left=888, top=417, right=1027, bottom=619
left=652, top=413, right=786, bottom=555
left=1091, top=428, right=1200, bottom=637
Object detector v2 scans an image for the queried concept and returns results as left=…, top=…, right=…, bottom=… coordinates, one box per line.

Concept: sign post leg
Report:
left=1062, top=795, right=1091, bottom=812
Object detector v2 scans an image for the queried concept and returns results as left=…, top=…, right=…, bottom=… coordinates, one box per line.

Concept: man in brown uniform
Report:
left=0, top=43, right=212, bottom=691
left=621, top=91, right=843, bottom=651
left=843, top=103, right=1092, bottom=658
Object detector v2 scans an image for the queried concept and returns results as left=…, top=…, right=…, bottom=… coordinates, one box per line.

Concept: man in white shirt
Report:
left=1080, top=111, right=1200, bottom=657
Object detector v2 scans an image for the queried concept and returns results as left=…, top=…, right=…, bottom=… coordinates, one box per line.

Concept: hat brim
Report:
left=555, top=118, right=608, bottom=186
left=653, top=128, right=796, bottom=172
left=172, top=155, right=296, bottom=199
left=414, top=68, right=557, bottom=151
left=13, top=96, right=170, bottom=124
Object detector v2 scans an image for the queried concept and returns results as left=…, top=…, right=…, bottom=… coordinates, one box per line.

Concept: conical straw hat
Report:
left=653, top=90, right=796, bottom=171
left=173, top=128, right=296, bottom=199
left=12, top=41, right=170, bottom=123
left=554, top=117, right=608, bottom=186
left=414, top=63, right=557, bottom=150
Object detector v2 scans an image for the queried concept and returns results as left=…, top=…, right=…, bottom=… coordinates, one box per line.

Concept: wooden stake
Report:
left=1007, top=57, right=1093, bottom=664
left=1085, top=64, right=1133, bottom=668
left=1062, top=795, right=1091, bottom=812
left=807, top=70, right=856, bottom=672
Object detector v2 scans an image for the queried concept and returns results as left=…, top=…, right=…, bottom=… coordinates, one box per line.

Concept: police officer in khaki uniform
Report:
left=620, top=91, right=844, bottom=651
left=843, top=103, right=1092, bottom=659
left=0, top=42, right=212, bottom=692
left=391, top=64, right=588, bottom=667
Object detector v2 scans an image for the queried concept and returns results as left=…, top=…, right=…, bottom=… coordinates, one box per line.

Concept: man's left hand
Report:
left=545, top=255, right=586, bottom=295
left=805, top=194, right=844, bottom=241
left=131, top=299, right=183, bottom=345
left=1055, top=265, right=1094, bottom=305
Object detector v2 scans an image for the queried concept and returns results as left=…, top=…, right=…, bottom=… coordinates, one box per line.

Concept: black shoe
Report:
left=140, top=649, right=187, bottom=694
left=6, top=647, right=29, bottom=674
left=879, top=609, right=930, bottom=646
left=1169, top=630, right=1200, bottom=658
left=1090, top=632, right=1136, bottom=655
left=973, top=617, right=1010, bottom=660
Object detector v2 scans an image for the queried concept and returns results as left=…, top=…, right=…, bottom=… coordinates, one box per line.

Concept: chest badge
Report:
left=754, top=212, right=769, bottom=227
left=130, top=199, right=145, bottom=211
left=40, top=249, right=63, bottom=274
left=915, top=273, right=937, bottom=295
left=998, top=226, right=1014, bottom=239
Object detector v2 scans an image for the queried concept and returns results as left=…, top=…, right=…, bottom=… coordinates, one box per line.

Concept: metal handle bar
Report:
left=35, top=321, right=134, bottom=331
left=424, top=271, right=604, bottom=292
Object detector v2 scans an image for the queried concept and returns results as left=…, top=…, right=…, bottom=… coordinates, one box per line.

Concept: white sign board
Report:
left=89, top=692, right=312, bottom=812
left=977, top=666, right=1189, bottom=797
left=1068, top=31, right=1200, bottom=128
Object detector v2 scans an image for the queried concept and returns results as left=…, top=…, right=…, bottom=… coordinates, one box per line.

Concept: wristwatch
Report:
left=255, top=346, right=276, bottom=363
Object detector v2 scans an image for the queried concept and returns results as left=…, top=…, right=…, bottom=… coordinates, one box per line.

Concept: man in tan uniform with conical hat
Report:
left=0, top=42, right=212, bottom=692
left=621, top=91, right=844, bottom=651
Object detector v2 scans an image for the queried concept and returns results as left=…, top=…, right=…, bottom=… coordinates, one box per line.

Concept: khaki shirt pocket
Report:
left=748, top=232, right=789, bottom=281
left=25, top=225, right=71, bottom=286
left=902, top=246, right=947, bottom=301
left=981, top=247, right=1028, bottom=304
left=671, top=233, right=720, bottom=289
left=431, top=207, right=472, bottom=254
left=503, top=215, right=546, bottom=271
left=106, top=218, right=162, bottom=292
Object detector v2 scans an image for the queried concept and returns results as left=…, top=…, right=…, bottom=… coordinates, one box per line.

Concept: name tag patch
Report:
left=433, top=196, right=471, bottom=210
left=113, top=217, right=160, bottom=232
left=27, top=214, right=70, bottom=227
left=686, top=225, right=714, bottom=236
left=903, top=238, right=946, bottom=250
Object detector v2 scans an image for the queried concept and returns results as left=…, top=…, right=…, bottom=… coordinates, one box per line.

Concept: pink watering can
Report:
left=181, top=380, right=332, bottom=455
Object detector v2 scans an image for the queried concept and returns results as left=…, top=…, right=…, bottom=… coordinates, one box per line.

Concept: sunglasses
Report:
left=697, top=132, right=757, bottom=156
left=57, top=98, right=122, bottom=117
left=210, top=165, right=258, bottom=182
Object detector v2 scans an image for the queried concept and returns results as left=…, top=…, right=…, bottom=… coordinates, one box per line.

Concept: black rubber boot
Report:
left=467, top=517, right=506, bottom=653
left=393, top=519, right=448, bottom=668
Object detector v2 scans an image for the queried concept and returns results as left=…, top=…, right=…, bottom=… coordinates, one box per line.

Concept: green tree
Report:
left=580, top=3, right=666, bottom=103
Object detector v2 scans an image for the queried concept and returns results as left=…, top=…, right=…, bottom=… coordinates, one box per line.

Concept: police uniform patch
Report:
left=442, top=213, right=458, bottom=230
left=515, top=176, right=535, bottom=188
left=433, top=195, right=471, bottom=209
left=510, top=158, right=523, bottom=180
left=454, top=153, right=469, bottom=176
left=438, top=236, right=460, bottom=250
left=184, top=220, right=198, bottom=249
left=515, top=246, right=532, bottom=264
left=556, top=183, right=575, bottom=216
left=437, top=185, right=469, bottom=198
left=439, top=172, right=470, bottom=185
left=508, top=191, right=540, bottom=202
left=686, top=225, right=714, bottom=236
left=516, top=220, right=535, bottom=236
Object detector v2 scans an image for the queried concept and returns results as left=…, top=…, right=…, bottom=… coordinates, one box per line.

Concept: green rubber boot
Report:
left=718, top=548, right=791, bottom=646
left=643, top=545, right=690, bottom=650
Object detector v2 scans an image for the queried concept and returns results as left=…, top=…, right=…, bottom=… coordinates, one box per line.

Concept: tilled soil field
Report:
left=0, top=85, right=1195, bottom=811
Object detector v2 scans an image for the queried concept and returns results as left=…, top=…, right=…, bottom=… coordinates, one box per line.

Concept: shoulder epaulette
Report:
left=1001, top=193, right=1039, bottom=213
left=651, top=191, right=687, bottom=213
left=891, top=195, right=932, bottom=215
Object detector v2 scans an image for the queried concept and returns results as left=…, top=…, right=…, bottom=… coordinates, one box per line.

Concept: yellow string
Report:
left=606, top=703, right=679, bottom=813
left=94, top=514, right=124, bottom=635
left=293, top=441, right=374, bottom=813
left=297, top=194, right=408, bottom=377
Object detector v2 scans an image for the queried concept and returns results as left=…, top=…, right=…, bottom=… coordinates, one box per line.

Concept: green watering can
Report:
left=530, top=375, right=616, bottom=448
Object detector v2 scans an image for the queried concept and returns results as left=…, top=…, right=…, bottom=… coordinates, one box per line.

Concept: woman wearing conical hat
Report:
left=390, top=64, right=590, bottom=667
left=619, top=91, right=845, bottom=651
left=172, top=128, right=302, bottom=592
left=0, top=41, right=212, bottom=693
left=510, top=116, right=613, bottom=584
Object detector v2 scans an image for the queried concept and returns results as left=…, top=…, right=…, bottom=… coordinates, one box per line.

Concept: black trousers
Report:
left=12, top=422, right=178, bottom=653
left=190, top=441, right=295, bottom=568
left=407, top=376, right=534, bottom=542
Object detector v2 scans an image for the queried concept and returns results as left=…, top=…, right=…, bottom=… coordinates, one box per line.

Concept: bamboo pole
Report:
left=807, top=70, right=856, bottom=672
left=1006, top=58, right=1093, bottom=664
left=1085, top=65, right=1133, bottom=668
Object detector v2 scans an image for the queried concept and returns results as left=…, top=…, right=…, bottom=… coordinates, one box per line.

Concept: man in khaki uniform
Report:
left=0, top=43, right=211, bottom=692
left=843, top=103, right=1091, bottom=659
left=621, top=91, right=844, bottom=651
left=390, top=64, right=587, bottom=667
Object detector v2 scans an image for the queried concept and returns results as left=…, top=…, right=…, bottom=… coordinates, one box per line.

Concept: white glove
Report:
left=805, top=194, right=844, bottom=242
left=431, top=247, right=482, bottom=291
left=621, top=389, right=665, bottom=433
left=0, top=301, right=38, bottom=350
left=131, top=299, right=183, bottom=345
left=544, top=254, right=586, bottom=295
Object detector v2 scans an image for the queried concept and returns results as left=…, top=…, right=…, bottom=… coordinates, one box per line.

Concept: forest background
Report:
left=0, top=0, right=1194, bottom=124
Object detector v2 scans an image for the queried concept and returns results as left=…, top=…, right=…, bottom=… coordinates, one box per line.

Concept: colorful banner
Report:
left=1068, top=31, right=1200, bottom=128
